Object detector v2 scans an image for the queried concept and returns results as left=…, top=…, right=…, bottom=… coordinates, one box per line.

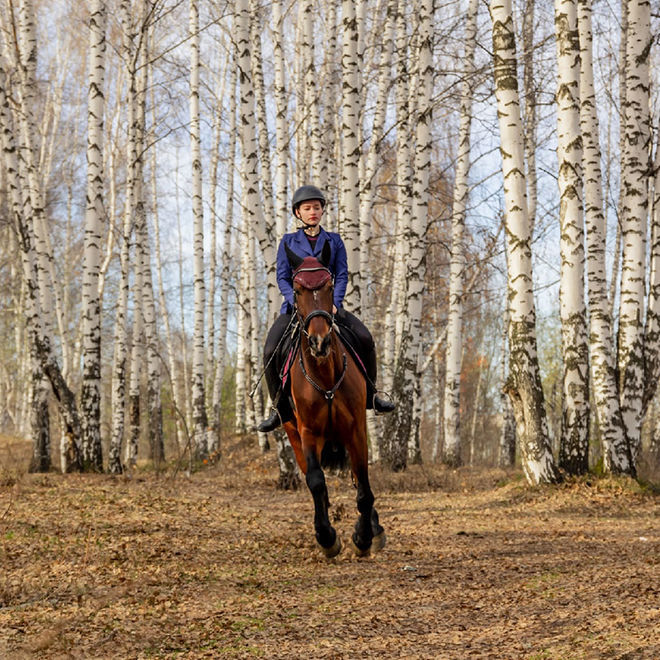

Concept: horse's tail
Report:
left=321, top=439, right=348, bottom=471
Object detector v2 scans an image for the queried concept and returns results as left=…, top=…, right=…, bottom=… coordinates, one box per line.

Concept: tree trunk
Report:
left=578, top=0, right=632, bottom=474
left=617, top=0, right=651, bottom=466
left=80, top=0, right=106, bottom=472
left=340, top=0, right=362, bottom=314
left=555, top=0, right=589, bottom=474
left=190, top=0, right=208, bottom=461
left=490, top=0, right=561, bottom=485
left=443, top=0, right=479, bottom=467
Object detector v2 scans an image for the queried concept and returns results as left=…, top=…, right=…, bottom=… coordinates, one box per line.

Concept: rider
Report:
left=257, top=184, right=395, bottom=433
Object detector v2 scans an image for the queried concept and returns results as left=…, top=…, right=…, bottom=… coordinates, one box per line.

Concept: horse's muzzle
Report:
left=309, top=332, right=332, bottom=358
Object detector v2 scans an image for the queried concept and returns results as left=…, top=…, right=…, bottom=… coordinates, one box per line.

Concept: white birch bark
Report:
left=235, top=225, right=249, bottom=434
left=382, top=0, right=431, bottom=470
left=206, top=54, right=228, bottom=393
left=0, top=68, right=50, bottom=472
left=211, top=65, right=237, bottom=452
left=340, top=0, right=362, bottom=314
left=248, top=228, right=264, bottom=444
left=578, top=0, right=632, bottom=474
left=302, top=0, right=322, bottom=183
left=126, top=294, right=144, bottom=470
left=498, top=302, right=516, bottom=467
left=250, top=0, right=276, bottom=247
left=608, top=0, right=628, bottom=317
left=272, top=0, right=289, bottom=240
left=358, top=0, right=396, bottom=322
left=405, top=0, right=434, bottom=465
left=236, top=0, right=278, bottom=320
left=125, top=12, right=150, bottom=471
left=382, top=0, right=412, bottom=402
left=151, top=126, right=182, bottom=454
left=555, top=0, right=589, bottom=474
left=175, top=159, right=192, bottom=431
left=522, top=0, right=538, bottom=236
left=0, top=60, right=81, bottom=470
left=443, top=0, right=479, bottom=467
left=490, top=0, right=561, bottom=485
left=320, top=2, right=339, bottom=208
left=642, top=122, right=660, bottom=417
left=16, top=0, right=68, bottom=395
left=190, top=0, right=208, bottom=460
left=81, top=0, right=106, bottom=472
left=617, top=0, right=651, bottom=464
left=109, top=0, right=139, bottom=474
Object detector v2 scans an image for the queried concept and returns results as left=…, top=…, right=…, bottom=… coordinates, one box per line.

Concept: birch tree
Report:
left=490, top=0, right=561, bottom=485
left=81, top=0, right=106, bottom=472
left=555, top=0, right=589, bottom=474
left=617, top=0, right=651, bottom=465
left=405, top=0, right=434, bottom=464
left=340, top=0, right=362, bottom=314
left=190, top=0, right=208, bottom=460
left=235, top=0, right=278, bottom=320
left=272, top=0, right=289, bottom=240
left=644, top=123, right=660, bottom=418
left=109, top=0, right=142, bottom=474
left=578, top=0, right=632, bottom=474
left=443, top=0, right=479, bottom=467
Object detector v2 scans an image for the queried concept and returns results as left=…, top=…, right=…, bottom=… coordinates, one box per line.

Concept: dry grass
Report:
left=0, top=433, right=658, bottom=659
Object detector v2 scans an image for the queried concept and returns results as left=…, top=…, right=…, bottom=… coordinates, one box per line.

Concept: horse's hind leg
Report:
left=351, top=466, right=375, bottom=556
left=305, top=450, right=341, bottom=558
left=370, top=507, right=386, bottom=552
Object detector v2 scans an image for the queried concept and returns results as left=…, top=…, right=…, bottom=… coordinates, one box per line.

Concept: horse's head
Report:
left=286, top=243, right=334, bottom=358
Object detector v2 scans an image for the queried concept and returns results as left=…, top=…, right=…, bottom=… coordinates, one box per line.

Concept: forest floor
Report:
left=0, top=433, right=658, bottom=659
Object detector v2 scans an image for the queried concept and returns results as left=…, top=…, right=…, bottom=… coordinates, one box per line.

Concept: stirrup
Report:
left=373, top=394, right=395, bottom=414
left=257, top=409, right=282, bottom=433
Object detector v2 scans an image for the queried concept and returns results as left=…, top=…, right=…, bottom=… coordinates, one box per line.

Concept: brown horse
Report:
left=282, top=243, right=385, bottom=558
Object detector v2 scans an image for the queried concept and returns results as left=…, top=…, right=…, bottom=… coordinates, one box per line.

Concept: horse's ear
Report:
left=319, top=241, right=331, bottom=268
left=285, top=244, right=304, bottom=270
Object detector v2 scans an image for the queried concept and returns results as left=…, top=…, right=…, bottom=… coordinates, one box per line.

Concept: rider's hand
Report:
left=333, top=305, right=337, bottom=314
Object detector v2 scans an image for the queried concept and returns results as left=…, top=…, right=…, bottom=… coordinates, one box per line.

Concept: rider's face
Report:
left=296, top=200, right=324, bottom=226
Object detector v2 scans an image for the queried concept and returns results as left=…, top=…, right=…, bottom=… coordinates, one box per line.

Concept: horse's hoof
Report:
left=371, top=531, right=386, bottom=553
left=320, top=534, right=342, bottom=559
left=349, top=536, right=371, bottom=557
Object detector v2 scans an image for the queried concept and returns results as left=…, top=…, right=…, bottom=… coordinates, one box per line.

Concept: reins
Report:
left=298, top=342, right=347, bottom=439
left=293, top=266, right=347, bottom=437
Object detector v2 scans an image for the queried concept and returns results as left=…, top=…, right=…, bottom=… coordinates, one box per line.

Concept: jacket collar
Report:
left=293, top=226, right=328, bottom=257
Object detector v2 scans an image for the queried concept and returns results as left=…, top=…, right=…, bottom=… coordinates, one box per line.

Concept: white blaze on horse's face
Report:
left=296, top=282, right=334, bottom=359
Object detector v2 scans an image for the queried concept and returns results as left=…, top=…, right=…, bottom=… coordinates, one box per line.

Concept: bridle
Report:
left=292, top=265, right=337, bottom=341
left=293, top=265, right=347, bottom=432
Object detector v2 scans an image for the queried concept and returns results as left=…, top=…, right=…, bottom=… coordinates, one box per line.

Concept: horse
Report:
left=281, top=243, right=386, bottom=558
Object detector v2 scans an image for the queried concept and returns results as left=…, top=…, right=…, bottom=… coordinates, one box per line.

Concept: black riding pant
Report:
left=263, top=308, right=378, bottom=404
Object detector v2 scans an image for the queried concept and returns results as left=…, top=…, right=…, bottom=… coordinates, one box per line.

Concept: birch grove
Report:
left=0, top=0, right=658, bottom=483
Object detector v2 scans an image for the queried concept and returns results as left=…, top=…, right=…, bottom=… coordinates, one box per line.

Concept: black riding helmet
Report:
left=291, top=185, right=326, bottom=216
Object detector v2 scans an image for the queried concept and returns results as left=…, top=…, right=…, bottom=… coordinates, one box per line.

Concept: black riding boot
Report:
left=257, top=360, right=294, bottom=433
left=258, top=316, right=295, bottom=433
left=364, top=347, right=395, bottom=414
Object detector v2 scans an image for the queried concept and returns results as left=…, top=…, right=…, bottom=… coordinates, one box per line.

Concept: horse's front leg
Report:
left=303, top=441, right=342, bottom=558
left=347, top=440, right=386, bottom=556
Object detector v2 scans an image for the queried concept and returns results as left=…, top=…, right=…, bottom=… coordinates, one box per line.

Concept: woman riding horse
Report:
left=258, top=184, right=395, bottom=432
left=280, top=242, right=386, bottom=557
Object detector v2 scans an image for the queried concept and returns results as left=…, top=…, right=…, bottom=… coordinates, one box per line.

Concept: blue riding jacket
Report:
left=276, top=227, right=348, bottom=314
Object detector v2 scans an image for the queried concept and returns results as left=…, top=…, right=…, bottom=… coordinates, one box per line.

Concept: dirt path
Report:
left=1, top=437, right=658, bottom=658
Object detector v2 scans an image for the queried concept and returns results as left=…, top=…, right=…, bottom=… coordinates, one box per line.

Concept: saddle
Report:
left=275, top=317, right=368, bottom=393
